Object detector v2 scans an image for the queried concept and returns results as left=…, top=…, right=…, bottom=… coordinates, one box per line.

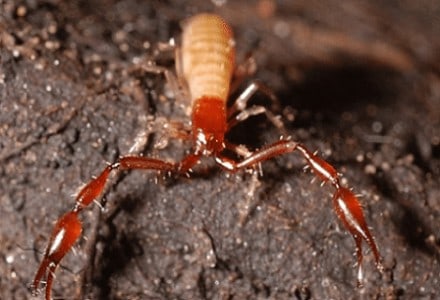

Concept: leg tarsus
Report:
left=45, top=264, right=57, bottom=300
left=353, top=235, right=364, bottom=288
left=332, top=187, right=382, bottom=284
left=32, top=211, right=82, bottom=299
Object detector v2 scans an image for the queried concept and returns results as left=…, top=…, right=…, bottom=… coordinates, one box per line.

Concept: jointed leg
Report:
left=215, top=139, right=382, bottom=283
left=229, top=53, right=257, bottom=94
left=140, top=62, right=188, bottom=103
left=227, top=80, right=286, bottom=135
left=129, top=41, right=187, bottom=104
left=150, top=117, right=192, bottom=150
left=223, top=141, right=263, bottom=225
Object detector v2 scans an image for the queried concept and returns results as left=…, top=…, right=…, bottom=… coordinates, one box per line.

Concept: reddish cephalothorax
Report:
left=32, top=13, right=382, bottom=300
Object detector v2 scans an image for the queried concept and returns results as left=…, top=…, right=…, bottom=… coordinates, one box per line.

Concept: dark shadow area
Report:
left=372, top=171, right=439, bottom=261
left=92, top=194, right=147, bottom=299
left=395, top=205, right=439, bottom=260
left=280, top=64, right=401, bottom=114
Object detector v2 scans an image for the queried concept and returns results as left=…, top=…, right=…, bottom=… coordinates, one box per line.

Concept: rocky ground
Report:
left=1, top=1, right=439, bottom=299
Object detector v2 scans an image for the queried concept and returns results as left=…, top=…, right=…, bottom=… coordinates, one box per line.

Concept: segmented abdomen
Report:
left=181, top=14, right=235, bottom=103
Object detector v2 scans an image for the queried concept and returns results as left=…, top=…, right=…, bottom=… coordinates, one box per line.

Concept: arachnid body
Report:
left=32, top=13, right=382, bottom=300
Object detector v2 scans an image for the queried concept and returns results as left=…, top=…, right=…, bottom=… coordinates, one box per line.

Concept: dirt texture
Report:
left=1, top=1, right=439, bottom=299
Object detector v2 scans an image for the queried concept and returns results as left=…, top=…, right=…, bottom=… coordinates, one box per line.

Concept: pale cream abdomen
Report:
left=181, top=14, right=235, bottom=103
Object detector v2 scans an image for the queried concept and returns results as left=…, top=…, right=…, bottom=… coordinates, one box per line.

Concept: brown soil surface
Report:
left=1, top=1, right=439, bottom=299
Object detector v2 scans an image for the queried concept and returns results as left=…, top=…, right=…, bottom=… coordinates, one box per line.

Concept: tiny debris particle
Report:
left=16, top=5, right=27, bottom=17
left=273, top=21, right=290, bottom=38
left=35, top=62, right=45, bottom=70
left=372, top=121, right=383, bottom=133
left=119, top=43, right=129, bottom=52
left=380, top=162, right=391, bottom=171
left=143, top=41, right=151, bottom=49
left=6, top=254, right=14, bottom=264
left=284, top=182, right=292, bottom=193
left=45, top=40, right=60, bottom=50
left=12, top=49, right=20, bottom=57
left=93, top=66, right=102, bottom=75
left=48, top=23, right=58, bottom=34
left=364, top=164, right=376, bottom=174
left=356, top=153, right=365, bottom=162
left=211, top=0, right=227, bottom=7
